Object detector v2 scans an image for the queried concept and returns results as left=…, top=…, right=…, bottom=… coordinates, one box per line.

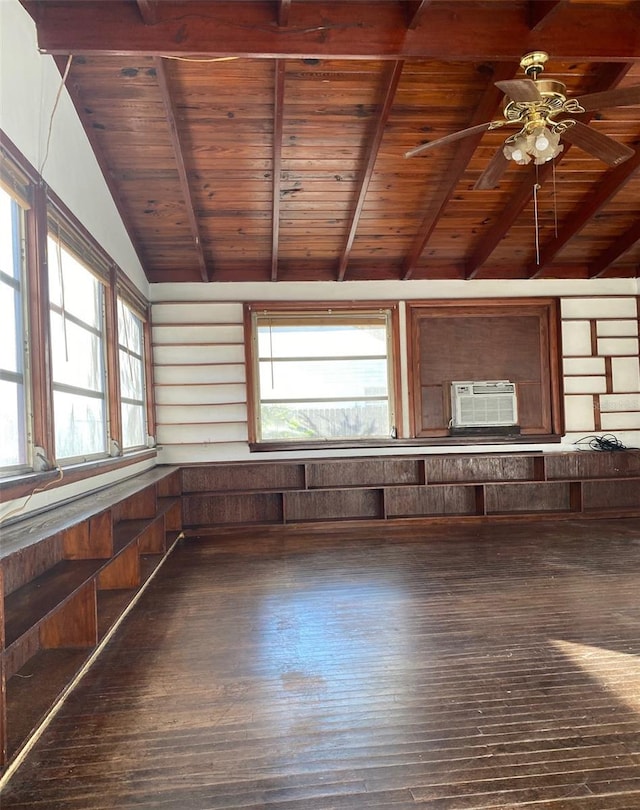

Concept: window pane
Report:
left=0, top=379, right=26, bottom=466
left=259, top=358, right=388, bottom=400
left=119, top=348, right=145, bottom=400
left=53, top=390, right=106, bottom=459
left=0, top=188, right=19, bottom=280
left=254, top=313, right=393, bottom=443
left=121, top=402, right=146, bottom=448
left=0, top=278, right=20, bottom=372
left=49, top=239, right=106, bottom=461
left=258, top=321, right=387, bottom=358
left=47, top=237, right=102, bottom=328
left=261, top=400, right=390, bottom=441
left=50, top=311, right=104, bottom=392
left=118, top=299, right=146, bottom=449
left=118, top=299, right=143, bottom=352
left=0, top=186, right=29, bottom=471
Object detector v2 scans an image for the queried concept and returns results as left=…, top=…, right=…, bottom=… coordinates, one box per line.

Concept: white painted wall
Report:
left=150, top=279, right=640, bottom=464
left=0, top=0, right=148, bottom=296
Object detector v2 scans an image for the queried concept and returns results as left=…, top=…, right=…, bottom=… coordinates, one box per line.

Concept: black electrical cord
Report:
left=573, top=433, right=638, bottom=451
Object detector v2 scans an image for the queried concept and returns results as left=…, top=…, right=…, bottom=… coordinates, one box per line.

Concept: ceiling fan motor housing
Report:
left=503, top=79, right=569, bottom=126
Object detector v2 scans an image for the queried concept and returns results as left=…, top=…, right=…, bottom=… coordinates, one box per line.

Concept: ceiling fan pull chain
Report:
left=533, top=175, right=541, bottom=266
left=268, top=319, right=275, bottom=389
left=552, top=160, right=559, bottom=237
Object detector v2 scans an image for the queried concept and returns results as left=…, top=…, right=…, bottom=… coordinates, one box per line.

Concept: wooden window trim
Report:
left=244, top=301, right=401, bottom=449
left=406, top=297, right=564, bottom=440
left=0, top=449, right=156, bottom=502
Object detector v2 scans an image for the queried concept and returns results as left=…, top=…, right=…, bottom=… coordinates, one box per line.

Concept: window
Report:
left=0, top=185, right=30, bottom=470
left=248, top=306, right=397, bottom=444
left=0, top=136, right=156, bottom=496
left=48, top=234, right=108, bottom=462
left=118, top=298, right=147, bottom=450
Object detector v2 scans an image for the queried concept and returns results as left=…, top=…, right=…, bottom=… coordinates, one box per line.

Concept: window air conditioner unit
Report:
left=451, top=381, right=518, bottom=428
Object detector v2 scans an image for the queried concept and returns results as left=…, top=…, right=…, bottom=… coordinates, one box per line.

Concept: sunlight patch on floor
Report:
left=551, top=638, right=640, bottom=714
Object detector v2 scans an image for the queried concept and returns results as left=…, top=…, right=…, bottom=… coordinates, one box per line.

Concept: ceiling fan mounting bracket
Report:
left=520, top=51, right=549, bottom=78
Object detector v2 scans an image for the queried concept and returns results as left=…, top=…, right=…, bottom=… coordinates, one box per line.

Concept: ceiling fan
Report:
left=405, top=52, right=640, bottom=190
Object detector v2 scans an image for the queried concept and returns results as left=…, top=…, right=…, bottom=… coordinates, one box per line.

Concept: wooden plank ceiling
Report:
left=22, top=0, right=640, bottom=283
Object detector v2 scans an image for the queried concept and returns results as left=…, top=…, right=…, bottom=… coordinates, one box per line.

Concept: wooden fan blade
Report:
left=574, top=84, right=640, bottom=112
left=474, top=148, right=510, bottom=190
left=405, top=121, right=500, bottom=158
left=561, top=121, right=634, bottom=166
left=495, top=79, right=542, bottom=103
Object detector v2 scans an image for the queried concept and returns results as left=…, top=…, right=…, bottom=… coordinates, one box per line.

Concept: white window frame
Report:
left=117, top=297, right=148, bottom=451
left=0, top=185, right=32, bottom=474
left=48, top=233, right=109, bottom=464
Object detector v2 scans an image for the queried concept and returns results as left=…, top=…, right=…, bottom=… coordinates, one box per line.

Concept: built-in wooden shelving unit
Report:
left=0, top=467, right=182, bottom=771
left=181, top=452, right=640, bottom=531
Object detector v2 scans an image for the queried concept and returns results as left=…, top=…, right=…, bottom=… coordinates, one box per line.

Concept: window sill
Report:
left=0, top=449, right=157, bottom=502
left=250, top=434, right=562, bottom=453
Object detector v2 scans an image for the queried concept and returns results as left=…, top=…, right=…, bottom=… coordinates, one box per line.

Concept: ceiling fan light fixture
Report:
left=503, top=126, right=563, bottom=166
left=503, top=135, right=531, bottom=164
left=530, top=126, right=563, bottom=164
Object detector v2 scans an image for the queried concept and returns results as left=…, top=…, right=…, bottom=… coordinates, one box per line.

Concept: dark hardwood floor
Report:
left=3, top=518, right=640, bottom=809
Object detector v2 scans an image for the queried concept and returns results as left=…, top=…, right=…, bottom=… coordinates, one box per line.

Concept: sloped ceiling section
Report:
left=22, top=0, right=640, bottom=283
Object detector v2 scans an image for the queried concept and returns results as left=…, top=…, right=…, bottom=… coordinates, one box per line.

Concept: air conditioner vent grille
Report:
left=451, top=381, right=518, bottom=428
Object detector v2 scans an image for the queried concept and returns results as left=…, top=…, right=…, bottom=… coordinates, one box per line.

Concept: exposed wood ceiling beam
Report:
left=465, top=62, right=635, bottom=279
left=154, top=57, right=209, bottom=282
left=528, top=0, right=567, bottom=31
left=25, top=1, right=640, bottom=62
left=406, top=1, right=432, bottom=31
left=402, top=62, right=518, bottom=280
left=271, top=60, right=285, bottom=282
left=277, top=0, right=292, bottom=27
left=528, top=148, right=640, bottom=278
left=337, top=61, right=404, bottom=282
left=589, top=220, right=640, bottom=278
left=135, top=0, right=158, bottom=25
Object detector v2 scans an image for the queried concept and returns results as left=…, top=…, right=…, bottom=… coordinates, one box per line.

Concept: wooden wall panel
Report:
left=3, top=627, right=40, bottom=682
left=385, top=485, right=477, bottom=517
left=420, top=385, right=447, bottom=432
left=485, top=482, right=572, bottom=514
left=408, top=300, right=559, bottom=438
left=183, top=493, right=283, bottom=526
left=156, top=470, right=182, bottom=497
left=306, top=458, right=423, bottom=488
left=284, top=489, right=383, bottom=522
left=182, top=463, right=304, bottom=492
left=419, top=315, right=543, bottom=382
left=425, top=455, right=540, bottom=483
left=545, top=450, right=640, bottom=480
left=39, top=584, right=97, bottom=650
left=163, top=500, right=183, bottom=533
left=1, top=535, right=64, bottom=597
left=137, top=518, right=166, bottom=554
left=582, top=479, right=640, bottom=511
left=97, top=544, right=140, bottom=590
left=63, top=511, right=112, bottom=559
left=112, top=487, right=156, bottom=521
